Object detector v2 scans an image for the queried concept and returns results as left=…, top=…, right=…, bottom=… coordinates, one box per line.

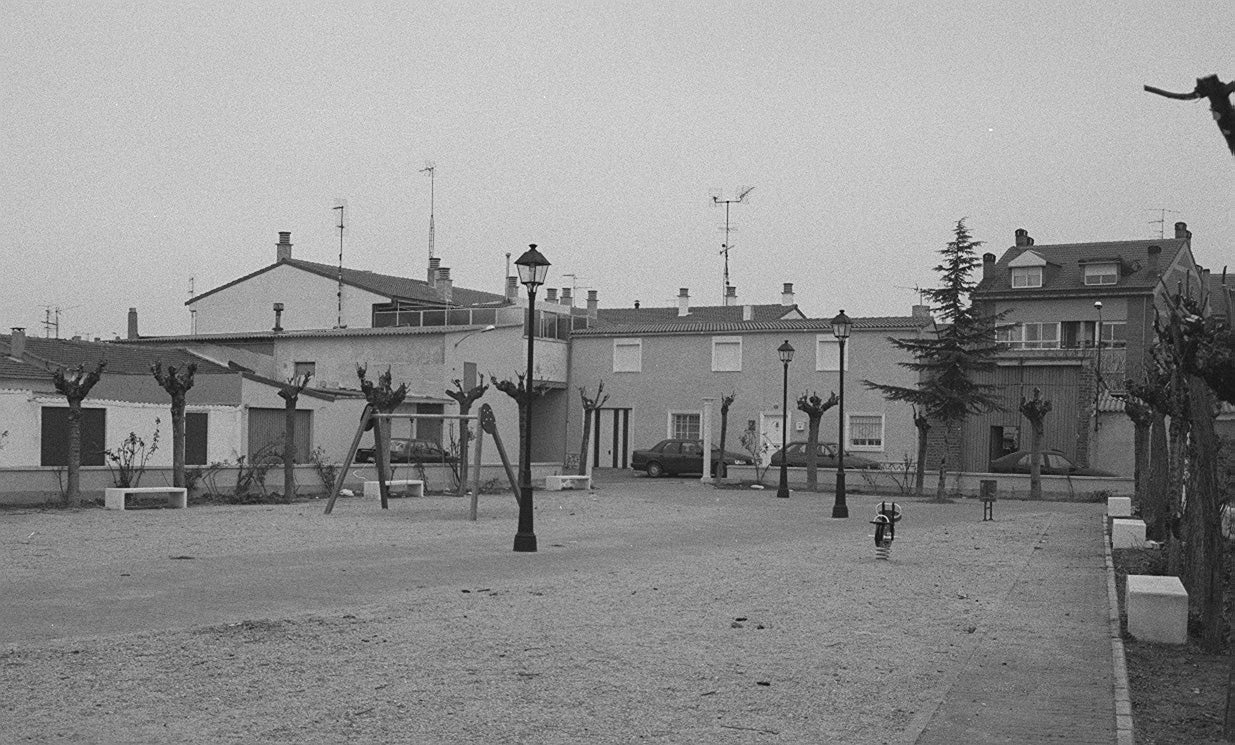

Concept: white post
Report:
left=701, top=397, right=715, bottom=483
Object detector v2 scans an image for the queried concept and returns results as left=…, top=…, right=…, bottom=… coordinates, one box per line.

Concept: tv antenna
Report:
left=710, top=186, right=754, bottom=302
left=421, top=162, right=436, bottom=263
left=40, top=305, right=77, bottom=338
left=1145, top=208, right=1181, bottom=239
left=333, top=200, right=347, bottom=328
left=894, top=285, right=929, bottom=305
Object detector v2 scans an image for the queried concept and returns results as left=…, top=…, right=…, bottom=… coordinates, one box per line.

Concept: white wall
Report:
left=192, top=264, right=385, bottom=333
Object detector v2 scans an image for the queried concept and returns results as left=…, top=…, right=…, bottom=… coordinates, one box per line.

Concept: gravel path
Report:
left=1, top=478, right=1106, bottom=744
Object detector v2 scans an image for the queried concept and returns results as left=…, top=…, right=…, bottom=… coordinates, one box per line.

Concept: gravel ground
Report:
left=0, top=478, right=1100, bottom=744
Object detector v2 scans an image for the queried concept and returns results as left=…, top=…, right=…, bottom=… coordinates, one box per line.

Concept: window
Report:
left=1084, top=263, right=1118, bottom=285
left=669, top=411, right=701, bottom=441
left=613, top=338, right=642, bottom=373
left=848, top=415, right=884, bottom=451
left=185, top=412, right=208, bottom=465
left=997, top=322, right=1059, bottom=349
left=1099, top=321, right=1126, bottom=348
left=711, top=336, right=742, bottom=372
left=293, top=361, right=316, bottom=379
left=41, top=407, right=106, bottom=466
left=815, top=335, right=848, bottom=371
left=1011, top=267, right=1043, bottom=288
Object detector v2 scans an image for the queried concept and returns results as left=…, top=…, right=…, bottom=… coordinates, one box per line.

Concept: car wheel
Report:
left=646, top=462, right=665, bottom=478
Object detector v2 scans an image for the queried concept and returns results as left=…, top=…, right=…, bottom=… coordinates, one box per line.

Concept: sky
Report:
left=3, top=1, right=1233, bottom=340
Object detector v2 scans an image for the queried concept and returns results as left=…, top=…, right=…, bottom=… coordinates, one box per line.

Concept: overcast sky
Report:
left=3, top=1, right=1233, bottom=339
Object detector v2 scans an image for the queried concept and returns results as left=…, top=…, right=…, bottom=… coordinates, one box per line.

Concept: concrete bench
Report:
left=544, top=474, right=592, bottom=491
left=1111, top=518, right=1146, bottom=548
left=104, top=487, right=188, bottom=510
left=363, top=479, right=424, bottom=499
left=1126, top=574, right=1188, bottom=644
left=1107, top=496, right=1132, bottom=517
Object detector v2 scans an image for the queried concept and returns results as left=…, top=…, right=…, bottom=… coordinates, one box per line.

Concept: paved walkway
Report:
left=913, top=510, right=1117, bottom=744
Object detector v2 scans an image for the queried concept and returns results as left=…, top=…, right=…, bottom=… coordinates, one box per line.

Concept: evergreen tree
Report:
left=863, top=218, right=1005, bottom=499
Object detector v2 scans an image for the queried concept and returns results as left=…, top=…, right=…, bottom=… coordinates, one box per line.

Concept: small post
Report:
left=980, top=479, right=997, bottom=521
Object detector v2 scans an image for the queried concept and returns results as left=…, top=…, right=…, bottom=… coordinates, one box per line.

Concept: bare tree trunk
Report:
left=1147, top=413, right=1170, bottom=541
left=579, top=409, right=593, bottom=476
left=66, top=400, right=82, bottom=507
left=1185, top=376, right=1223, bottom=651
left=1020, top=388, right=1051, bottom=501
left=1167, top=410, right=1189, bottom=576
left=283, top=400, right=297, bottom=500
left=806, top=417, right=821, bottom=490
left=171, top=399, right=186, bottom=488
left=914, top=426, right=928, bottom=498
left=935, top=423, right=952, bottom=501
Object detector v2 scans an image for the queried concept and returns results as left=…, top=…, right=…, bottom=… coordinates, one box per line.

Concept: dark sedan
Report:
left=356, top=437, right=457, bottom=464
left=768, top=441, right=882, bottom=470
left=989, top=449, right=1115, bottom=477
left=631, top=439, right=750, bottom=477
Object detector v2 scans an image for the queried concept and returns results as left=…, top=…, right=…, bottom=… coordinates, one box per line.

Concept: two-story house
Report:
left=567, top=284, right=934, bottom=473
left=968, top=222, right=1213, bottom=476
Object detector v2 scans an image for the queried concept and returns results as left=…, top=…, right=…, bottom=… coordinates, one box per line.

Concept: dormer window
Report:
left=1008, top=250, right=1046, bottom=289
left=1011, top=267, right=1043, bottom=288
left=1083, top=262, right=1118, bottom=286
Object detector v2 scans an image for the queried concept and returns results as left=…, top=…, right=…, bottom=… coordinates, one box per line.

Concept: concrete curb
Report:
left=1103, top=514, right=1136, bottom=745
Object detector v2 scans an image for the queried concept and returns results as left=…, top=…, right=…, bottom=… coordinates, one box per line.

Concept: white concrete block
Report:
left=104, top=487, right=187, bottom=510
left=544, top=475, right=592, bottom=491
left=1111, top=518, right=1146, bottom=549
left=1126, top=574, right=1188, bottom=644
left=363, top=479, right=424, bottom=499
left=1106, top=496, right=1132, bottom=517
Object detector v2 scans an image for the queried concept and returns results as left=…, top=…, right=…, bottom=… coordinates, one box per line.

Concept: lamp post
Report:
left=776, top=340, right=795, bottom=499
left=831, top=310, right=851, bottom=518
left=1094, top=301, right=1103, bottom=432
left=514, top=244, right=550, bottom=553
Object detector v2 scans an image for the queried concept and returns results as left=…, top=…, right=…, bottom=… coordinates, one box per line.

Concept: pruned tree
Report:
left=796, top=390, right=838, bottom=490
left=863, top=218, right=1005, bottom=500
left=492, top=372, right=549, bottom=473
left=1119, top=394, right=1155, bottom=524
left=1125, top=365, right=1179, bottom=543
left=911, top=405, right=931, bottom=497
left=1145, top=75, right=1235, bottom=155
left=357, top=365, right=408, bottom=506
left=716, top=391, right=736, bottom=479
left=576, top=381, right=608, bottom=476
left=51, top=360, right=106, bottom=506
left=1018, top=388, right=1052, bottom=501
left=446, top=378, right=488, bottom=493
left=278, top=371, right=313, bottom=500
left=151, top=361, right=197, bottom=489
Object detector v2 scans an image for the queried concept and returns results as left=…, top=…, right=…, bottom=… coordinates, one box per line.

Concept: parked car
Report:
left=989, top=449, right=1115, bottom=477
left=768, top=441, right=882, bottom=470
left=631, top=439, right=751, bottom=477
left=356, top=437, right=457, bottom=464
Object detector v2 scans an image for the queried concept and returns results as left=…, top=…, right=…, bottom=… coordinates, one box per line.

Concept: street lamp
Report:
left=514, top=244, right=550, bottom=553
left=776, top=340, right=795, bottom=499
left=1094, top=301, right=1103, bottom=432
left=831, top=310, right=852, bottom=519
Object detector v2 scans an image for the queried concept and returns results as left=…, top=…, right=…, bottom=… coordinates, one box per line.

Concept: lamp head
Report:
left=777, top=339, right=795, bottom=364
left=830, top=310, right=852, bottom=340
left=1094, top=301, right=1102, bottom=310
left=515, top=244, right=551, bottom=290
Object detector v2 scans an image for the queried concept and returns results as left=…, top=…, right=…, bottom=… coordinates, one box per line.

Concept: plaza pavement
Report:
left=1, top=470, right=1121, bottom=743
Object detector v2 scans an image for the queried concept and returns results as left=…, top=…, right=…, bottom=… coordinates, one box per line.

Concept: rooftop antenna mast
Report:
left=710, top=186, right=754, bottom=302
left=421, top=162, right=436, bottom=263
left=1145, top=207, right=1181, bottom=239
left=333, top=200, right=347, bottom=328
left=188, top=277, right=197, bottom=335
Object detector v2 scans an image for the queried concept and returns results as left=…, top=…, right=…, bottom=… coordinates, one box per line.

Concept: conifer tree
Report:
left=863, top=218, right=1005, bottom=500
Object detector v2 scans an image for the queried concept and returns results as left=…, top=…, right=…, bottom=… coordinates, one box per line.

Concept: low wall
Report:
left=723, top=465, right=1133, bottom=501
left=0, top=462, right=567, bottom=506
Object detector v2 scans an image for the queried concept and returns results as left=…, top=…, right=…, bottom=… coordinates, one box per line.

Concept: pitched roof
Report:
left=188, top=258, right=507, bottom=308
left=0, top=334, right=233, bottom=376
left=572, top=314, right=928, bottom=338
left=976, top=237, right=1189, bottom=298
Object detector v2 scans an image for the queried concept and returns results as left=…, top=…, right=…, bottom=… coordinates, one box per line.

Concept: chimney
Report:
left=428, top=257, right=441, bottom=287
left=781, top=282, right=794, bottom=307
left=1148, top=245, right=1162, bottom=274
left=912, top=304, right=932, bottom=323
left=634, top=300, right=641, bottom=310
left=276, top=231, right=292, bottom=261
left=1175, top=221, right=1189, bottom=240
left=546, top=288, right=559, bottom=303
left=983, top=252, right=997, bottom=280
left=127, top=308, right=139, bottom=340
left=586, top=290, right=598, bottom=318
left=561, top=287, right=573, bottom=307
left=272, top=302, right=284, bottom=333
left=1014, top=228, right=1031, bottom=247
left=724, top=285, right=737, bottom=306
left=742, top=305, right=754, bottom=321
left=437, top=267, right=453, bottom=303
left=505, top=275, right=519, bottom=301
left=9, top=327, right=25, bottom=358
left=677, top=288, right=690, bottom=317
